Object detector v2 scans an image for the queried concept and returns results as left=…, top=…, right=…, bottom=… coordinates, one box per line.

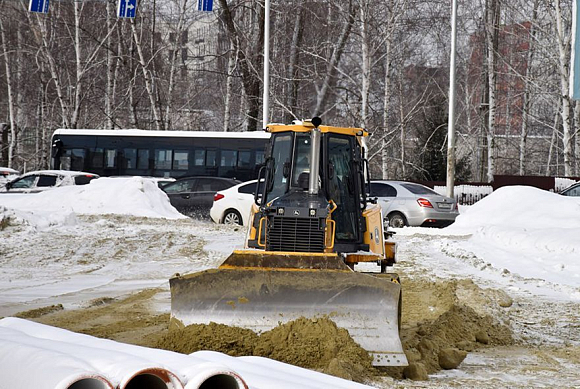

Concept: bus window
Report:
left=194, top=150, right=205, bottom=166
left=173, top=150, right=189, bottom=170
left=137, top=149, right=149, bottom=169
left=124, top=148, right=137, bottom=169
left=104, top=149, right=117, bottom=168
left=155, top=149, right=172, bottom=170
left=238, top=150, right=251, bottom=168
left=91, top=148, right=104, bottom=168
left=206, top=150, right=217, bottom=167
left=221, top=150, right=237, bottom=167
left=255, top=150, right=265, bottom=165
left=61, top=148, right=86, bottom=171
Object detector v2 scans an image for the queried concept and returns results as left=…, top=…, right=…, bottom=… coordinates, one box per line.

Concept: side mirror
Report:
left=5, top=182, right=12, bottom=190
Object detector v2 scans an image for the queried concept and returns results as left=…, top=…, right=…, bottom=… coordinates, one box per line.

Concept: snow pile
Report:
left=445, top=186, right=580, bottom=288
left=0, top=177, right=185, bottom=228
left=0, top=318, right=373, bottom=389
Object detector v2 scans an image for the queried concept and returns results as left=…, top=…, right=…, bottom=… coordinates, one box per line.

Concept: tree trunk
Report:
left=381, top=37, right=391, bottom=180
left=314, top=1, right=355, bottom=117
left=555, top=0, right=573, bottom=176
left=485, top=0, right=500, bottom=183
left=223, top=45, right=236, bottom=132
left=519, top=1, right=539, bottom=176
left=360, top=1, right=370, bottom=127
left=131, top=20, right=163, bottom=130
left=285, top=7, right=303, bottom=123
left=0, top=16, right=16, bottom=168
left=165, top=0, right=189, bottom=130
left=105, top=0, right=114, bottom=129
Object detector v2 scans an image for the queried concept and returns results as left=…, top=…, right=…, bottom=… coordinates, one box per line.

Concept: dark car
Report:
left=161, top=176, right=240, bottom=217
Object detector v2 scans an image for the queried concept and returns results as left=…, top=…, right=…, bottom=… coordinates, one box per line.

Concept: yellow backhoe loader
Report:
left=170, top=118, right=407, bottom=367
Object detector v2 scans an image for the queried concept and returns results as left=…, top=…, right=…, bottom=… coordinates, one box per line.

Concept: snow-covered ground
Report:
left=1, top=178, right=580, bottom=388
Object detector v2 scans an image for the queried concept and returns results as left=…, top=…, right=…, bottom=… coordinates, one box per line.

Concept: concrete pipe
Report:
left=59, top=374, right=114, bottom=389
left=184, top=367, right=247, bottom=389
left=119, top=367, right=184, bottom=389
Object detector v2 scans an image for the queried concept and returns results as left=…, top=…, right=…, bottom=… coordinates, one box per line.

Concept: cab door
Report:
left=325, top=134, right=361, bottom=243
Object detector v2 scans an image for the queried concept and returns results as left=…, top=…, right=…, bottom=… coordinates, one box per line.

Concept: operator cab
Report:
left=252, top=118, right=370, bottom=254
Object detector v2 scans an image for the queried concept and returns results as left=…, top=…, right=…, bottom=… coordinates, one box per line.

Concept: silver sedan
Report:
left=370, top=181, right=459, bottom=228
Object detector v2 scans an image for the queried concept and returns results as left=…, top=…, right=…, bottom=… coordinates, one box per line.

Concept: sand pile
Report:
left=399, top=303, right=513, bottom=380
left=156, top=317, right=375, bottom=382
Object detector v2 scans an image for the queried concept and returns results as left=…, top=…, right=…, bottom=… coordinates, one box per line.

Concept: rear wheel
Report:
left=388, top=212, right=407, bottom=228
left=223, top=209, right=242, bottom=225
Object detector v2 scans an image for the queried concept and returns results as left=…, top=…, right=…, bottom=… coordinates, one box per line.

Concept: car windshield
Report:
left=401, top=183, right=439, bottom=196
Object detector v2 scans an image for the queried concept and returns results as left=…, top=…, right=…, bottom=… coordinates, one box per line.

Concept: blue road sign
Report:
left=28, top=0, right=49, bottom=14
left=197, top=0, right=213, bottom=12
left=117, top=0, right=137, bottom=18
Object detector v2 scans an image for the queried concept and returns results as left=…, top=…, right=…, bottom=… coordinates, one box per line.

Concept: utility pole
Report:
left=446, top=0, right=458, bottom=198
left=262, top=0, right=271, bottom=129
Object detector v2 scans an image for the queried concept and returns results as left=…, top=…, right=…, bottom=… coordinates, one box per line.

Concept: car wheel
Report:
left=388, top=212, right=407, bottom=228
left=223, top=209, right=243, bottom=225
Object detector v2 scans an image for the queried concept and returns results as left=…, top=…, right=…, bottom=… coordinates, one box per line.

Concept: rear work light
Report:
left=214, top=193, right=224, bottom=201
left=417, top=198, right=433, bottom=208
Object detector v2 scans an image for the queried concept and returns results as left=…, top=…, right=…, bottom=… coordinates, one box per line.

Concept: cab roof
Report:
left=266, top=122, right=368, bottom=137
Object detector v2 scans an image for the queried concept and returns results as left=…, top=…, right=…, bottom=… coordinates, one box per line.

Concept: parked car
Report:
left=0, top=170, right=99, bottom=194
left=161, top=176, right=240, bottom=218
left=0, top=167, right=20, bottom=189
left=370, top=181, right=459, bottom=228
left=210, top=180, right=264, bottom=226
left=560, top=182, right=580, bottom=197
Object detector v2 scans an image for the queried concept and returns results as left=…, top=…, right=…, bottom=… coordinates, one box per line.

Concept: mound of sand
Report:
left=157, top=317, right=375, bottom=382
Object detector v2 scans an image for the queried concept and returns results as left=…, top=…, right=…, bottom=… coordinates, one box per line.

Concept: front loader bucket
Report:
left=169, top=250, right=407, bottom=367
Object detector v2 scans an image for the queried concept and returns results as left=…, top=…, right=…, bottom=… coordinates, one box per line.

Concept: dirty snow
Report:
left=1, top=180, right=580, bottom=388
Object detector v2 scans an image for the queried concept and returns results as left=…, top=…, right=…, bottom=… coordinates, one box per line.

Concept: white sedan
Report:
left=210, top=180, right=261, bottom=226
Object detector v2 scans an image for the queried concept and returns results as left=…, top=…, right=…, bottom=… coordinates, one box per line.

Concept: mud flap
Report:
left=170, top=253, right=407, bottom=367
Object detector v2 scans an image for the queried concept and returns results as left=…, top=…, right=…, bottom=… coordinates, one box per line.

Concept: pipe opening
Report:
left=198, top=374, right=240, bottom=389
left=124, top=374, right=168, bottom=389
left=68, top=378, right=111, bottom=389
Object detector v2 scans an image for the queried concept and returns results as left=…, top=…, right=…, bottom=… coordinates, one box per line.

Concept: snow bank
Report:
left=0, top=318, right=374, bottom=389
left=0, top=177, right=185, bottom=228
left=448, top=186, right=580, bottom=231
left=444, top=186, right=580, bottom=288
